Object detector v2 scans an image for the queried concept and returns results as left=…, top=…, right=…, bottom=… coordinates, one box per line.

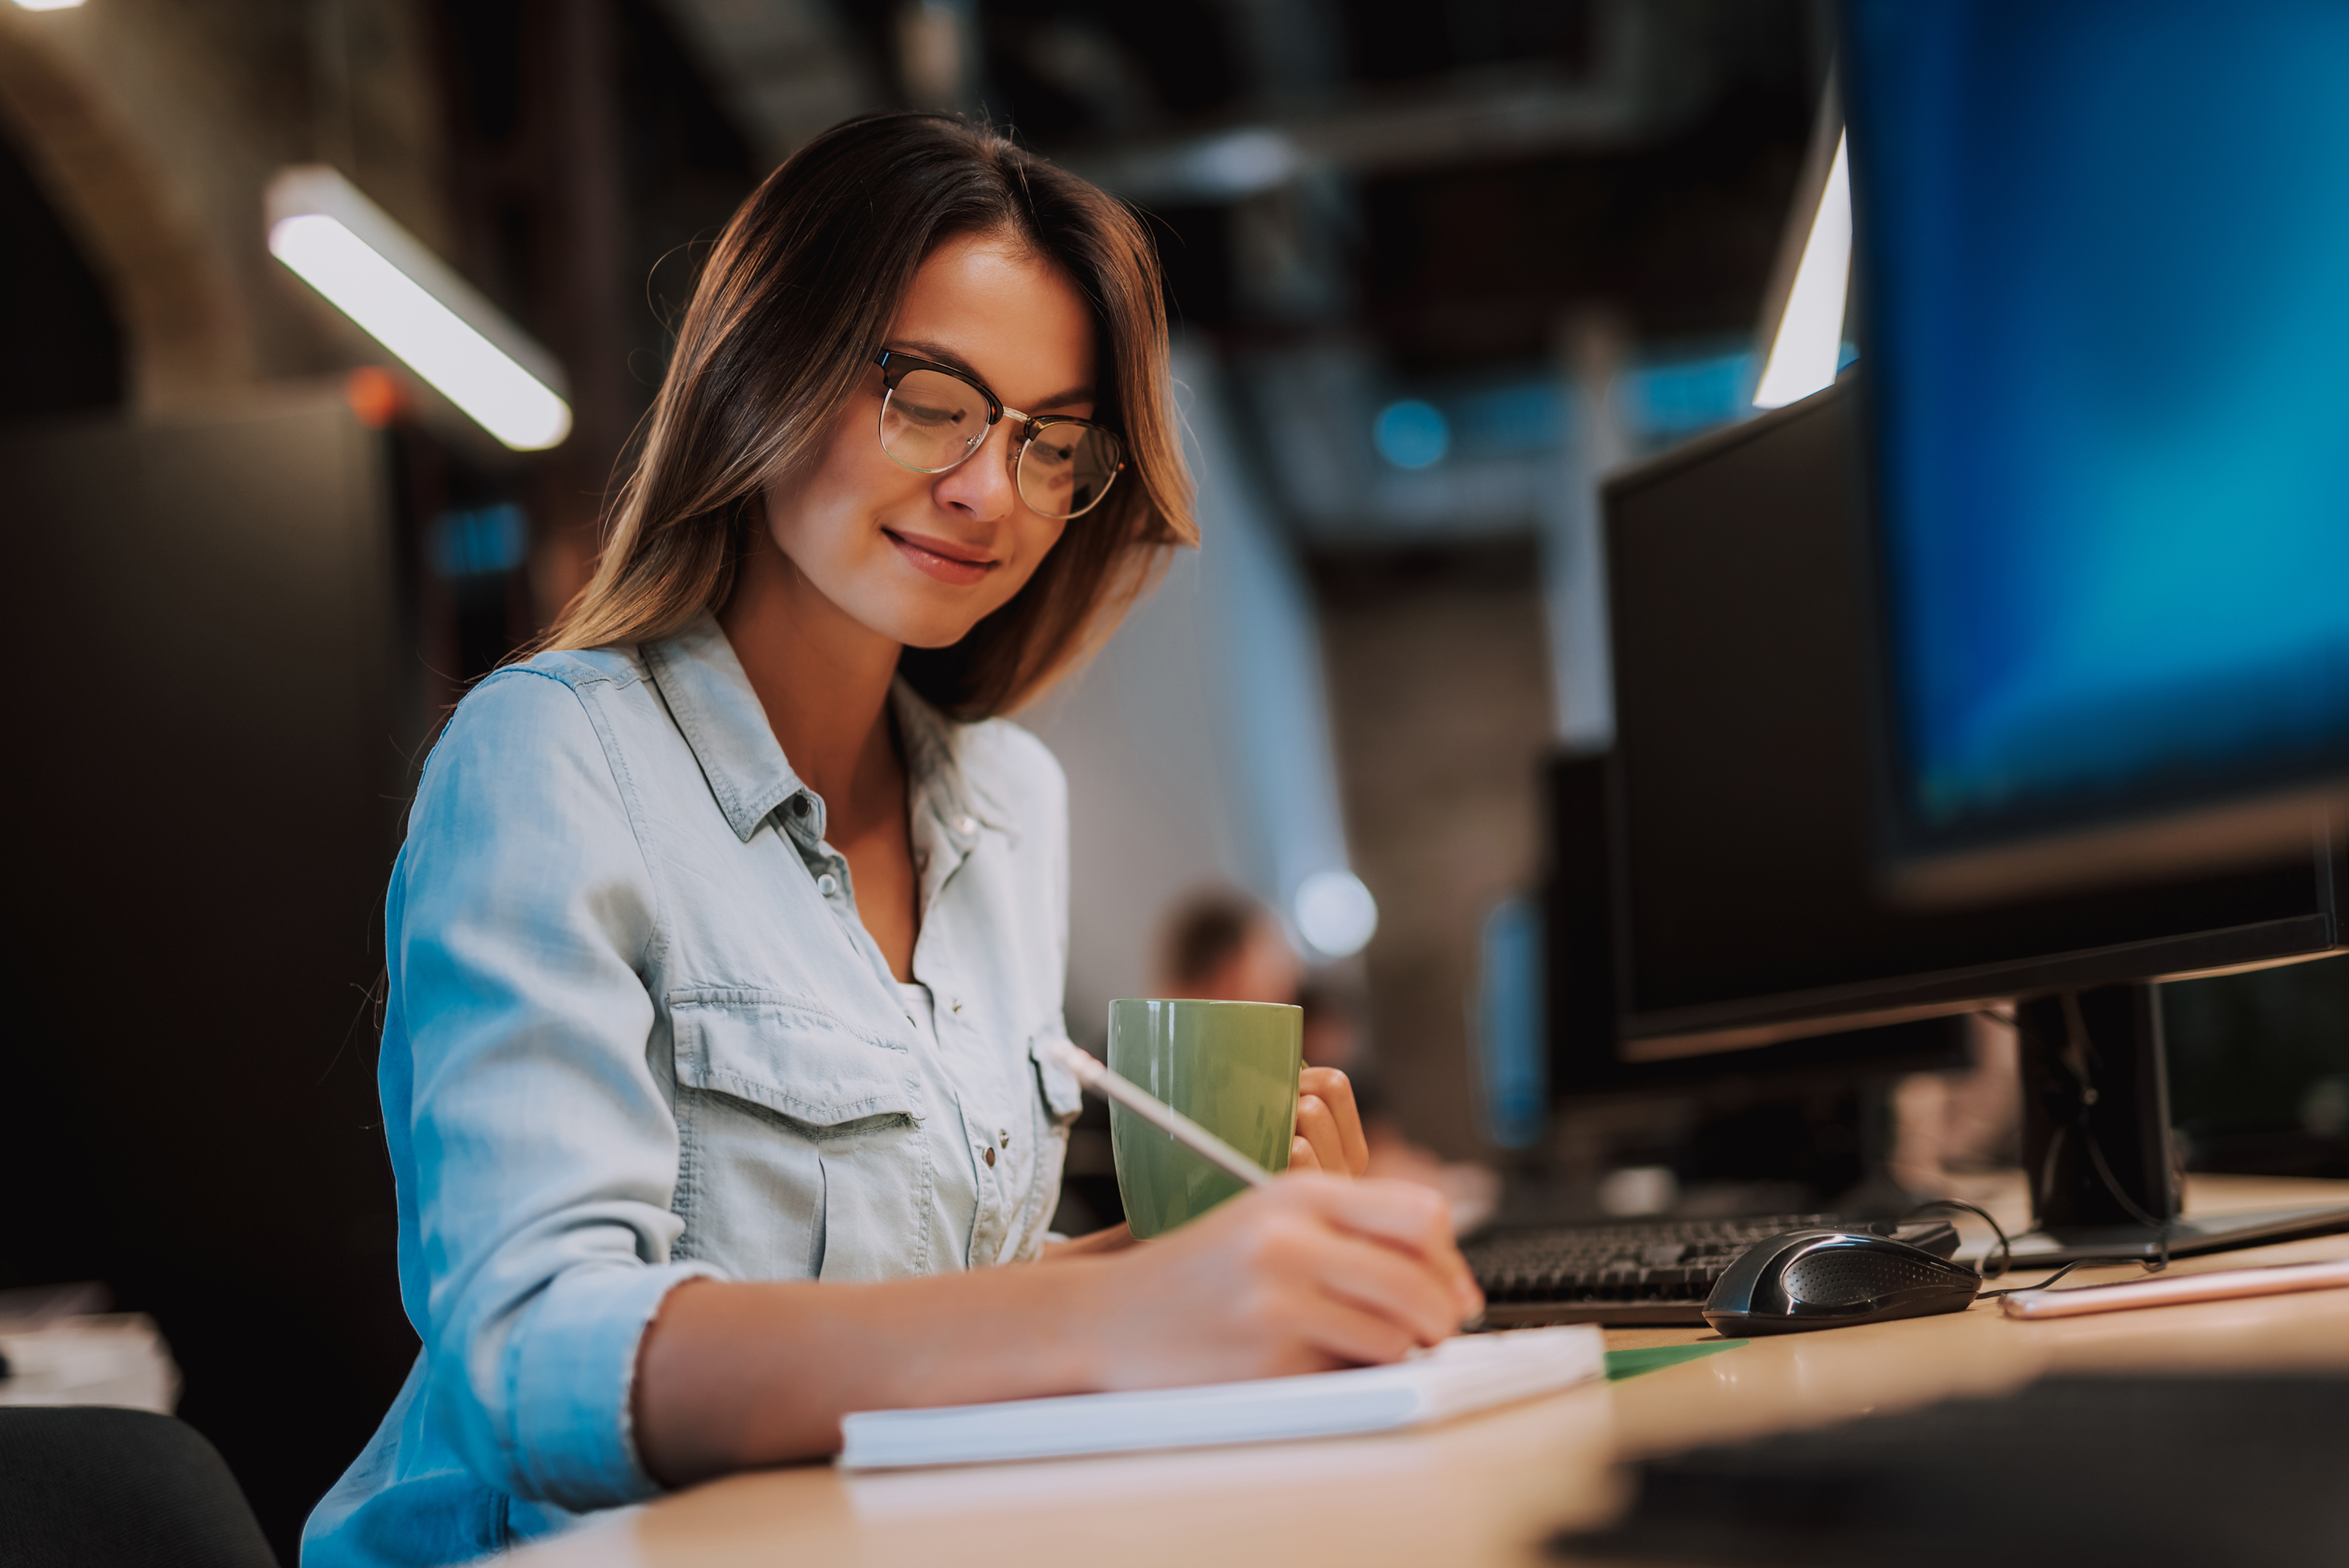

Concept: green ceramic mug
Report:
left=1108, top=998, right=1302, bottom=1240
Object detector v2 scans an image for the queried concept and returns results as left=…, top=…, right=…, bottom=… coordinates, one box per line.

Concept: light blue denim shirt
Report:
left=302, top=614, right=1081, bottom=1567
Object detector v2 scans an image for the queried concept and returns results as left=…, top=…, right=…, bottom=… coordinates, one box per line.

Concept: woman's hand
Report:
left=634, top=1175, right=1483, bottom=1481
left=1077, top=1174, right=1484, bottom=1389
left=1043, top=1069, right=1380, bottom=1261
left=1290, top=1066, right=1371, bottom=1177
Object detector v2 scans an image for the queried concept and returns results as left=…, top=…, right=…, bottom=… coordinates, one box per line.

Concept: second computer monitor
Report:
left=1553, top=378, right=2341, bottom=1087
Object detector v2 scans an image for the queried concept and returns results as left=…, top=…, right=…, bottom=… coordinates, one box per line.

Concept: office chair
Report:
left=0, top=1406, right=278, bottom=1568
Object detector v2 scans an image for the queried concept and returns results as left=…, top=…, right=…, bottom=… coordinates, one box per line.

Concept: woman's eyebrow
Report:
left=888, top=339, right=1094, bottom=410
left=889, top=338, right=982, bottom=378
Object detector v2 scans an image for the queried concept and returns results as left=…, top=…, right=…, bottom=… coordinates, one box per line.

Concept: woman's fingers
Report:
left=1289, top=1135, right=1321, bottom=1173
left=1283, top=1289, right=1426, bottom=1369
left=1299, top=1068, right=1371, bottom=1175
left=1288, top=1175, right=1484, bottom=1319
left=1102, top=1177, right=1484, bottom=1387
left=1294, top=1093, right=1351, bottom=1177
left=1296, top=1225, right=1464, bottom=1347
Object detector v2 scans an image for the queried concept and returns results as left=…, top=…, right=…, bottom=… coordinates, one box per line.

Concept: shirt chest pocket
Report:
left=669, top=989, right=938, bottom=1282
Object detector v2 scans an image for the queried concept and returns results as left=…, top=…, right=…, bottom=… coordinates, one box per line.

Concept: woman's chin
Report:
left=877, top=600, right=997, bottom=653
left=867, top=573, right=1026, bottom=651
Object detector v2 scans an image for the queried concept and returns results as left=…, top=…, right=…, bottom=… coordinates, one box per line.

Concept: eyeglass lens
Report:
left=1015, top=420, right=1119, bottom=520
left=880, top=366, right=1121, bottom=520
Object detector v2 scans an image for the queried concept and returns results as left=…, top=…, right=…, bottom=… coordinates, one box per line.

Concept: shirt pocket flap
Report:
left=1028, top=1033, right=1087, bottom=1124
left=671, top=989, right=913, bottom=1127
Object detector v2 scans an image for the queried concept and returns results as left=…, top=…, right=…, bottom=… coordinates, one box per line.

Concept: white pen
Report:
left=1043, top=1037, right=1275, bottom=1190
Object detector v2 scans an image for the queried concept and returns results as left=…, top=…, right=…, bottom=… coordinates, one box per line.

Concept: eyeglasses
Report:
left=873, top=349, right=1126, bottom=520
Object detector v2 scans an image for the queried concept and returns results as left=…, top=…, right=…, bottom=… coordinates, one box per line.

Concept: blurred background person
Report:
left=1156, top=887, right=1304, bottom=1007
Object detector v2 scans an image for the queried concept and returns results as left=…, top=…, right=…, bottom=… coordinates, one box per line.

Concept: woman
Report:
left=304, top=113, right=1480, bottom=1568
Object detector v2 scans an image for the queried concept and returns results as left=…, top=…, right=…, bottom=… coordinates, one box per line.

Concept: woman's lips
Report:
left=886, top=528, right=997, bottom=587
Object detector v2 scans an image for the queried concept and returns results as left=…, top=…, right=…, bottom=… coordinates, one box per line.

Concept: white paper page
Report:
left=838, top=1324, right=1604, bottom=1471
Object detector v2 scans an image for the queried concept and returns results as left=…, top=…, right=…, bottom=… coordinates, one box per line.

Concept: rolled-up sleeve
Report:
left=382, top=666, right=722, bottom=1509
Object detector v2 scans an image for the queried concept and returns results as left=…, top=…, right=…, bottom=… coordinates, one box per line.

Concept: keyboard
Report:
left=1467, top=1213, right=1858, bottom=1326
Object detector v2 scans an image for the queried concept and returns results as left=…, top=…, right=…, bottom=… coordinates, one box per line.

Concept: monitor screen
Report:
left=1574, top=382, right=2340, bottom=1068
left=1845, top=0, right=2349, bottom=896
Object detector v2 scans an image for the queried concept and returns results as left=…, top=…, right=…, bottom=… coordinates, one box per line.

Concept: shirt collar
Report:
left=642, top=611, right=1007, bottom=847
left=642, top=613, right=806, bottom=842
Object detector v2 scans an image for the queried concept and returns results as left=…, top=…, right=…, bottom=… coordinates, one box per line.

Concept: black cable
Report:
left=1976, top=1005, right=2173, bottom=1272
left=1900, top=1197, right=2012, bottom=1280
left=1979, top=1258, right=2091, bottom=1298
left=1980, top=1254, right=2171, bottom=1298
left=2082, top=1121, right=2174, bottom=1271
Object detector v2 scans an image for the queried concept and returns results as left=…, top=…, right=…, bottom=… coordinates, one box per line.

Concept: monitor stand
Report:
left=2002, top=981, right=2349, bottom=1267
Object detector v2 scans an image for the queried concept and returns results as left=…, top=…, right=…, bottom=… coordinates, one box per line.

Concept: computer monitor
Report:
left=1843, top=0, right=2349, bottom=909
left=1549, top=379, right=2347, bottom=1259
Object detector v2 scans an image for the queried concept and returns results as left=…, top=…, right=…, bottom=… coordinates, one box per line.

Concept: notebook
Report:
left=837, top=1324, right=1605, bottom=1471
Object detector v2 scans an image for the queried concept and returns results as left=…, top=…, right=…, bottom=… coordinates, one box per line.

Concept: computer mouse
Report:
left=1702, top=1228, right=1981, bottom=1336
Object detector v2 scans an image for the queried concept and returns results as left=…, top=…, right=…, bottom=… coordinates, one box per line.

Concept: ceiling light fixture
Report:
left=265, top=166, right=571, bottom=451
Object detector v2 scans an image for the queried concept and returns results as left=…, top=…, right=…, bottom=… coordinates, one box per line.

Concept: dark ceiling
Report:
left=828, top=0, right=1829, bottom=362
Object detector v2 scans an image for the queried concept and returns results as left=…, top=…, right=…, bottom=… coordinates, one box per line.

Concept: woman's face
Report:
left=761, top=229, right=1098, bottom=650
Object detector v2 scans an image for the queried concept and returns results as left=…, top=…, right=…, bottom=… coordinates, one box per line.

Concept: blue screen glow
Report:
left=1850, top=0, right=2349, bottom=836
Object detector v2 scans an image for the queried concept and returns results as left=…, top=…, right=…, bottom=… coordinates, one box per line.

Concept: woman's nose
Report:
left=931, top=422, right=1020, bottom=520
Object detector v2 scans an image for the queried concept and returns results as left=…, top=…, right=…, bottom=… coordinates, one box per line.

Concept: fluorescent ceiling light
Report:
left=266, top=166, right=571, bottom=451
left=12, top=1, right=88, bottom=10
left=1752, top=128, right=1852, bottom=410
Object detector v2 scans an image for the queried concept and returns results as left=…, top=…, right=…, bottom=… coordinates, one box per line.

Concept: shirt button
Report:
left=815, top=873, right=839, bottom=897
left=956, top=814, right=977, bottom=836
left=983, top=1146, right=996, bottom=1168
left=998, top=1130, right=1010, bottom=1148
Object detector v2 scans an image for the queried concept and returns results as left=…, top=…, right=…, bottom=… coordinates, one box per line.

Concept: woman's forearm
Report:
left=631, top=1177, right=1482, bottom=1489
left=632, top=1264, right=1113, bottom=1485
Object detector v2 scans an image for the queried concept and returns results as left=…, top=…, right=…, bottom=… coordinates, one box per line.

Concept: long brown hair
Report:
left=539, top=113, right=1196, bottom=718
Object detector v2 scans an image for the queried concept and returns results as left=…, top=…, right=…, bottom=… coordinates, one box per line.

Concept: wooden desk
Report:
left=520, top=1177, right=2349, bottom=1568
